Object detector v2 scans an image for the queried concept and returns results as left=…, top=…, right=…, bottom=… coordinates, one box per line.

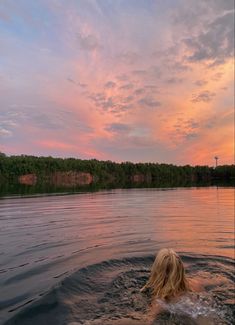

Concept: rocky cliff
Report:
left=18, top=171, right=93, bottom=187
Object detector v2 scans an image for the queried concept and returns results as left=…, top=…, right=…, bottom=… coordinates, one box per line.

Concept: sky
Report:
left=0, top=0, right=234, bottom=166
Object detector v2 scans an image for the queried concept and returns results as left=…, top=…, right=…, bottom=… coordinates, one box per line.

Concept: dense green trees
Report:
left=0, top=154, right=234, bottom=183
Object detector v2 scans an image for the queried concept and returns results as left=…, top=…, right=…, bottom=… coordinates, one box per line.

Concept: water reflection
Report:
left=0, top=187, right=234, bottom=324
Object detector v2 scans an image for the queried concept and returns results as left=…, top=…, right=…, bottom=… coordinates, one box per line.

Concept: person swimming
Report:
left=140, top=248, right=216, bottom=325
left=81, top=249, right=222, bottom=325
left=141, top=248, right=189, bottom=300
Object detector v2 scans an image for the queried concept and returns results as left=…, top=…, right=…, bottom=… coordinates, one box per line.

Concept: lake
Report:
left=0, top=187, right=234, bottom=324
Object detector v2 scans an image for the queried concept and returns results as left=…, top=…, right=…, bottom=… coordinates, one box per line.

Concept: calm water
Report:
left=0, top=187, right=234, bottom=324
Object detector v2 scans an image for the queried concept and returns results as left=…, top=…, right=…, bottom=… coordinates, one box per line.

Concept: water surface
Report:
left=0, top=187, right=234, bottom=324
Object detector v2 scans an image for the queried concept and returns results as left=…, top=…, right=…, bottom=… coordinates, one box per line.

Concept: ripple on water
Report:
left=4, top=254, right=235, bottom=325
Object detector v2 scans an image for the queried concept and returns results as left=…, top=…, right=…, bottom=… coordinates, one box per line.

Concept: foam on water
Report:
left=157, top=295, right=217, bottom=319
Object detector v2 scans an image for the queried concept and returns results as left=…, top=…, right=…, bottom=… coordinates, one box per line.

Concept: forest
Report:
left=0, top=153, right=234, bottom=183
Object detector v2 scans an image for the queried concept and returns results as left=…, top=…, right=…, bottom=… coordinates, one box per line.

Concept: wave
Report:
left=3, top=254, right=235, bottom=325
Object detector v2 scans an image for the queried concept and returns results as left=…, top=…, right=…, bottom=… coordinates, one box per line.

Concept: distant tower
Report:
left=214, top=156, right=219, bottom=167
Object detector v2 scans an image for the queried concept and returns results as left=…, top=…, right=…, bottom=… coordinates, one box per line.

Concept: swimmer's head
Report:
left=141, top=248, right=189, bottom=300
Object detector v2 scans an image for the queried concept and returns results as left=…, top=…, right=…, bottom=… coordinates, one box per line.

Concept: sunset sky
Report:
left=0, top=0, right=234, bottom=165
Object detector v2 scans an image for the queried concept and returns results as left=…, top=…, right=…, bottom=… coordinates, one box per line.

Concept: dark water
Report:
left=0, top=187, right=234, bottom=324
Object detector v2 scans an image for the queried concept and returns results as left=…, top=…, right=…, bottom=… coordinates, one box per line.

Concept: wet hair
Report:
left=141, top=248, right=189, bottom=301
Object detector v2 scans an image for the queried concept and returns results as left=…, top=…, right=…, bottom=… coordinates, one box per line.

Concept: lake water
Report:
left=0, top=187, right=234, bottom=324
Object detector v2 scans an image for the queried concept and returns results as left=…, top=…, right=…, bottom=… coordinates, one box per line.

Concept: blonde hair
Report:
left=142, top=248, right=189, bottom=301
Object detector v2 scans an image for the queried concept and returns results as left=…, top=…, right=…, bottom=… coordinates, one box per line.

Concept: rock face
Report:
left=18, top=174, right=37, bottom=185
left=131, top=174, right=152, bottom=183
left=49, top=171, right=93, bottom=187
left=131, top=174, right=145, bottom=182
left=18, top=171, right=93, bottom=187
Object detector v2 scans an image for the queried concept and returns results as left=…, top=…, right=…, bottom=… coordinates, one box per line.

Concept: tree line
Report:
left=0, top=153, right=234, bottom=183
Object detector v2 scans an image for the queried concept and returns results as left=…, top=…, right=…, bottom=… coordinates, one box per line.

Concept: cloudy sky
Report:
left=0, top=0, right=234, bottom=165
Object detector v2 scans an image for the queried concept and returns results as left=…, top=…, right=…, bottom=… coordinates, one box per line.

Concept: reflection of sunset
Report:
left=1, top=187, right=234, bottom=324
left=143, top=188, right=234, bottom=258
left=0, top=1, right=234, bottom=165
left=49, top=188, right=234, bottom=260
